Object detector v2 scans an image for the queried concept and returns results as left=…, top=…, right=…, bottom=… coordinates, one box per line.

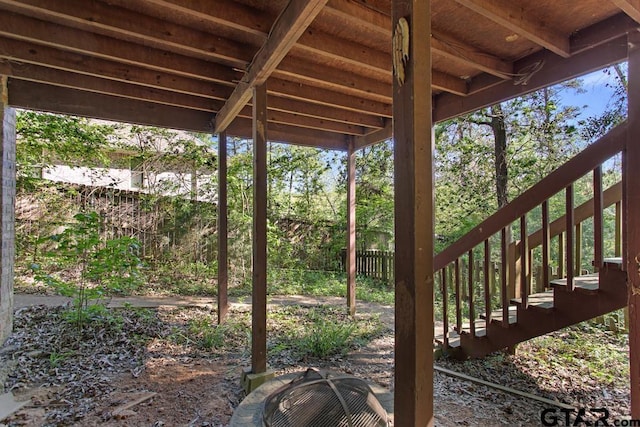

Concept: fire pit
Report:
left=230, top=369, right=394, bottom=426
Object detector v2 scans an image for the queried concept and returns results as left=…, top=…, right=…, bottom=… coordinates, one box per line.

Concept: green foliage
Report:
left=168, top=309, right=250, bottom=352
left=269, top=306, right=385, bottom=360
left=32, top=211, right=145, bottom=328
left=16, top=111, right=113, bottom=187
left=297, top=317, right=357, bottom=358
left=525, top=322, right=628, bottom=385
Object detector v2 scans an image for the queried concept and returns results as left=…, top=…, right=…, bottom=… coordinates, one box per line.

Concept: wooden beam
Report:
left=454, top=0, right=571, bottom=58
left=346, top=137, right=356, bottom=315
left=0, top=36, right=384, bottom=129
left=7, top=79, right=348, bottom=149
left=275, top=56, right=393, bottom=104
left=267, top=78, right=392, bottom=117
left=228, top=117, right=348, bottom=150
left=431, top=31, right=513, bottom=79
left=214, top=0, right=329, bottom=133
left=0, top=60, right=369, bottom=136
left=324, top=0, right=513, bottom=78
left=251, top=84, right=268, bottom=374
left=0, top=0, right=398, bottom=105
left=355, top=120, right=392, bottom=150
left=0, top=37, right=232, bottom=100
left=8, top=79, right=215, bottom=132
left=434, top=35, right=629, bottom=122
left=626, top=29, right=640, bottom=419
left=217, top=131, right=229, bottom=324
left=0, top=0, right=251, bottom=68
left=121, top=0, right=392, bottom=78
left=0, top=11, right=240, bottom=85
left=392, top=0, right=434, bottom=424
left=432, top=71, right=468, bottom=96
left=0, top=61, right=218, bottom=112
left=612, top=0, right=640, bottom=24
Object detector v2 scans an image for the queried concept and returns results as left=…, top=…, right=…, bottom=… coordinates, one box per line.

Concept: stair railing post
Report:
left=501, top=228, right=509, bottom=328
left=593, top=166, right=603, bottom=271
left=520, top=215, right=528, bottom=307
left=566, top=185, right=574, bottom=291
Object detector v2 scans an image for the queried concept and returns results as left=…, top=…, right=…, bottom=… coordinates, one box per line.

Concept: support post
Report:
left=217, top=131, right=228, bottom=324
left=626, top=29, right=640, bottom=419
left=0, top=76, right=15, bottom=345
left=252, top=84, right=268, bottom=375
left=347, top=137, right=356, bottom=315
left=391, top=1, right=434, bottom=425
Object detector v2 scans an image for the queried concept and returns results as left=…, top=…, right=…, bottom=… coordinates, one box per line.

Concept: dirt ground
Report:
left=1, top=294, right=631, bottom=426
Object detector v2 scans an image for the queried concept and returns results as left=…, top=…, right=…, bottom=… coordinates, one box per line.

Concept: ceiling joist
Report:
left=214, top=0, right=329, bottom=133
left=325, top=0, right=515, bottom=79
left=454, top=0, right=571, bottom=58
left=612, top=0, right=640, bottom=24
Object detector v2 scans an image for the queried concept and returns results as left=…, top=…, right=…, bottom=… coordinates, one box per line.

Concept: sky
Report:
left=558, top=64, right=627, bottom=119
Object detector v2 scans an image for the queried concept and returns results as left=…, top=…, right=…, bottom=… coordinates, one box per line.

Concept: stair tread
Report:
left=550, top=274, right=599, bottom=292
left=511, top=290, right=554, bottom=309
left=480, top=306, right=517, bottom=324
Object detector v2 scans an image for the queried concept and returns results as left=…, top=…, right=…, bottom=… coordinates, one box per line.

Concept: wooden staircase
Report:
left=433, top=122, right=629, bottom=359
left=437, top=259, right=627, bottom=358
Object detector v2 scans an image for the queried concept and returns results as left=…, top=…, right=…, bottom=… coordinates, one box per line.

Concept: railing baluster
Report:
left=484, top=239, right=491, bottom=329
left=501, top=227, right=509, bottom=327
left=468, top=250, right=475, bottom=337
left=520, top=215, right=528, bottom=308
left=441, top=267, right=448, bottom=348
left=615, top=201, right=622, bottom=258
left=455, top=258, right=461, bottom=333
left=542, top=200, right=550, bottom=290
left=558, top=232, right=565, bottom=278
left=566, top=184, right=574, bottom=290
left=575, top=222, right=582, bottom=275
left=593, top=166, right=603, bottom=270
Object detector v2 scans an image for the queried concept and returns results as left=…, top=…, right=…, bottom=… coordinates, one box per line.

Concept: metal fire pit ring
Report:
left=230, top=371, right=394, bottom=426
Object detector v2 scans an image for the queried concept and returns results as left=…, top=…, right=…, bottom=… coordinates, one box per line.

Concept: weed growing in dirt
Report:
left=269, top=305, right=386, bottom=360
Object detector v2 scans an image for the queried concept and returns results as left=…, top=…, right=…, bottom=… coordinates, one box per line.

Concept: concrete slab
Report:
left=0, top=392, right=27, bottom=422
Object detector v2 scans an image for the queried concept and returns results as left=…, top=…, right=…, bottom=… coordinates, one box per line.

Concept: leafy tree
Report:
left=16, top=111, right=113, bottom=187
left=434, top=82, right=585, bottom=250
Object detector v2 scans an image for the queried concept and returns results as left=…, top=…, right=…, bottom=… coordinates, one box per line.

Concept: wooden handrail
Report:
left=527, top=181, right=622, bottom=250
left=434, top=121, right=627, bottom=272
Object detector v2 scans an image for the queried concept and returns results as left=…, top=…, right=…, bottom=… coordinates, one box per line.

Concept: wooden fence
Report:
left=341, top=249, right=395, bottom=283
left=16, top=182, right=218, bottom=265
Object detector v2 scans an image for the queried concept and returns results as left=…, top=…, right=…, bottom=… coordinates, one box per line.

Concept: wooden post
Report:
left=392, top=0, right=434, bottom=424
left=593, top=166, right=603, bottom=270
left=217, top=131, right=228, bottom=324
left=566, top=185, right=574, bottom=290
left=0, top=75, right=16, bottom=345
left=252, top=84, right=267, bottom=374
left=347, top=138, right=356, bottom=315
left=626, top=30, right=640, bottom=419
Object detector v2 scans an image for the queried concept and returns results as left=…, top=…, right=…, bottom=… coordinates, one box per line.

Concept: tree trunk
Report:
left=491, top=104, right=508, bottom=208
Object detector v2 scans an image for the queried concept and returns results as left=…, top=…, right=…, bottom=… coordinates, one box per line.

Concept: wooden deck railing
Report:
left=433, top=121, right=627, bottom=346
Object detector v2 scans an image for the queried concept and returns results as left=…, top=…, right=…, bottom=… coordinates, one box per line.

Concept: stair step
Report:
left=459, top=322, right=487, bottom=338
left=550, top=274, right=599, bottom=294
left=434, top=330, right=461, bottom=348
left=603, top=257, right=623, bottom=270
left=480, top=306, right=517, bottom=325
left=511, top=290, right=554, bottom=310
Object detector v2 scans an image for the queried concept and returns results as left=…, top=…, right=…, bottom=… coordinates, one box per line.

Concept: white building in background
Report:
left=38, top=121, right=218, bottom=203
